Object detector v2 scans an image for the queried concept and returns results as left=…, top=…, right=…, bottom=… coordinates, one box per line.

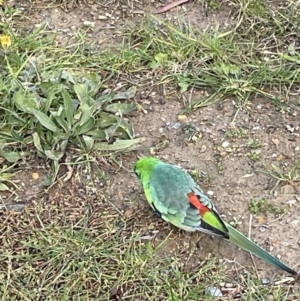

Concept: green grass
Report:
left=0, top=183, right=297, bottom=300
left=114, top=0, right=300, bottom=113
left=0, top=183, right=224, bottom=300
left=1, top=1, right=300, bottom=299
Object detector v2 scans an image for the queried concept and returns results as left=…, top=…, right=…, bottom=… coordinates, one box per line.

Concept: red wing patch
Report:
left=188, top=192, right=210, bottom=216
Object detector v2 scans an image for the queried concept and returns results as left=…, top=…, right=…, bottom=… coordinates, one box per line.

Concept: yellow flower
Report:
left=0, top=35, right=12, bottom=49
left=0, top=0, right=3, bottom=6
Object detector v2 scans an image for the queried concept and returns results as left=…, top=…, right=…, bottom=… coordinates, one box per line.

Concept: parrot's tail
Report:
left=225, top=222, right=297, bottom=276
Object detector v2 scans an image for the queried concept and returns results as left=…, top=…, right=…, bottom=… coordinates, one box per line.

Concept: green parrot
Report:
left=134, top=156, right=299, bottom=277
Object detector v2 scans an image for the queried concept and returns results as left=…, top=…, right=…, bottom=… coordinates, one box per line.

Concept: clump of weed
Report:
left=259, top=164, right=300, bottom=191
left=247, top=139, right=261, bottom=149
left=248, top=150, right=260, bottom=162
left=225, top=128, right=248, bottom=139
left=0, top=14, right=142, bottom=187
left=249, top=199, right=286, bottom=215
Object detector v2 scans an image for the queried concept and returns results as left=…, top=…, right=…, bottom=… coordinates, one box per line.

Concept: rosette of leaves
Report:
left=1, top=71, right=141, bottom=185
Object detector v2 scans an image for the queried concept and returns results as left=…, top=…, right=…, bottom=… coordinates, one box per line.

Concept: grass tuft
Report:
left=0, top=183, right=225, bottom=300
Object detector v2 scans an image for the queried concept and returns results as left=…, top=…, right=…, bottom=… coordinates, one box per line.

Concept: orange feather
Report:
left=187, top=192, right=209, bottom=216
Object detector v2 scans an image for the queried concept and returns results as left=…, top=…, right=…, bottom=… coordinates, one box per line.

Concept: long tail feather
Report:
left=225, top=222, right=297, bottom=275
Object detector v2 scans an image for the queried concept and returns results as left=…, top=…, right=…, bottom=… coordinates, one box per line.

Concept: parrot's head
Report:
left=134, top=157, right=160, bottom=180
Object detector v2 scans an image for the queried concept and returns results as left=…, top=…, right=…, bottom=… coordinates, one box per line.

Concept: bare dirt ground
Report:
left=4, top=0, right=300, bottom=286
left=16, top=0, right=232, bottom=46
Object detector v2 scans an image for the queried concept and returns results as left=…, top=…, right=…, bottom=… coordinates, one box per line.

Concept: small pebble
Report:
left=261, top=278, right=271, bottom=285
left=225, top=283, right=234, bottom=288
left=221, top=141, right=230, bottom=148
left=205, top=286, right=222, bottom=297
left=286, top=124, right=294, bottom=132
left=207, top=190, right=214, bottom=196
left=259, top=225, right=267, bottom=232
left=287, top=199, right=296, bottom=207
left=83, top=21, right=95, bottom=27
left=172, top=122, right=181, bottom=130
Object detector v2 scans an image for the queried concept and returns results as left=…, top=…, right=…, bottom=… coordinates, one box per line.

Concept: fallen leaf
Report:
left=94, top=138, right=144, bottom=152
left=271, top=138, right=280, bottom=147
left=32, top=172, right=39, bottom=180
left=109, top=283, right=120, bottom=300
left=256, top=216, right=267, bottom=224
left=178, top=114, right=187, bottom=120
left=63, top=165, right=73, bottom=182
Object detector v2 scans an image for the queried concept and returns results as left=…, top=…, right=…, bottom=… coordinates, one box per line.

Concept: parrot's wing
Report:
left=192, top=186, right=298, bottom=275
left=187, top=189, right=229, bottom=237
left=149, top=163, right=229, bottom=236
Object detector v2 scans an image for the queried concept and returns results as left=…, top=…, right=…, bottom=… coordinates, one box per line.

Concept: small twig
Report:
left=156, top=0, right=189, bottom=14
left=248, top=214, right=260, bottom=278
left=105, top=198, right=124, bottom=216
left=266, top=211, right=288, bottom=225
left=63, top=162, right=74, bottom=182
left=274, top=277, right=295, bottom=285
left=230, top=107, right=242, bottom=124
